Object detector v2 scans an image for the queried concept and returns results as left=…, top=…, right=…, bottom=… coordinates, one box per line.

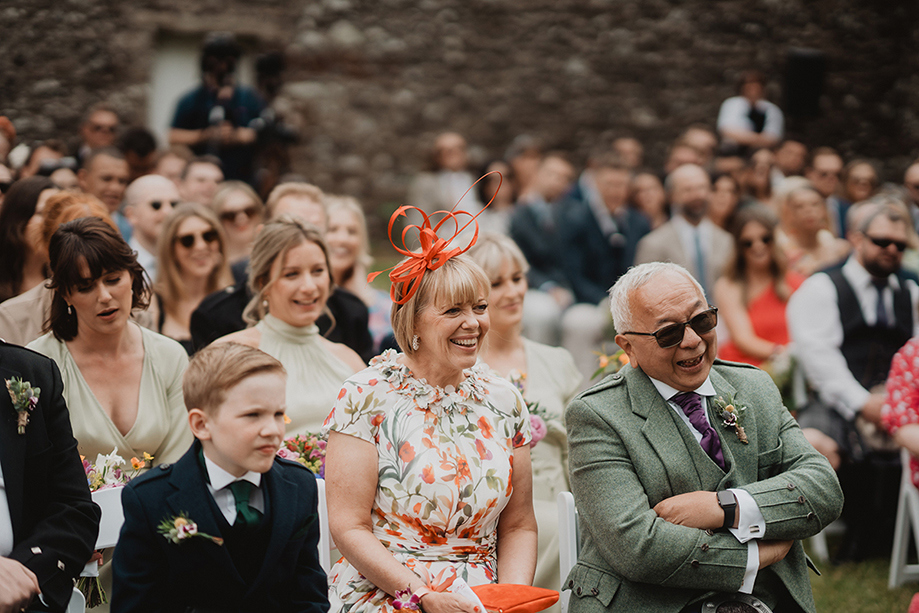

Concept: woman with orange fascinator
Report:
left=323, top=181, right=539, bottom=613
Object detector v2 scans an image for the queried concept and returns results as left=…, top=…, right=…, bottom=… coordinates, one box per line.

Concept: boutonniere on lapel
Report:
left=5, top=377, right=39, bottom=434
left=713, top=395, right=748, bottom=444
left=157, top=513, right=224, bottom=546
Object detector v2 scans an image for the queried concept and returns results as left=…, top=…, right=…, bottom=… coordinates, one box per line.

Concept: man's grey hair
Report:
left=848, top=194, right=910, bottom=235
left=608, top=262, right=706, bottom=333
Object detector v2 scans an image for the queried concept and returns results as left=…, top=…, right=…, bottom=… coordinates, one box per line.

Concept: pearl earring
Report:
left=411, top=335, right=420, bottom=351
left=67, top=304, right=73, bottom=316
left=262, top=299, right=269, bottom=310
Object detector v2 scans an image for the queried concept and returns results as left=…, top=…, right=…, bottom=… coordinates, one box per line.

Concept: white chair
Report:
left=316, top=478, right=336, bottom=574
left=889, top=448, right=919, bottom=588
left=557, top=491, right=580, bottom=613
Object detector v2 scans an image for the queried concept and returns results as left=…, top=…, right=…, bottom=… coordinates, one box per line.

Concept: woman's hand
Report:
left=419, top=591, right=481, bottom=613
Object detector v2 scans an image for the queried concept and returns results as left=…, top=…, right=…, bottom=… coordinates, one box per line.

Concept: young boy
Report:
left=111, top=343, right=329, bottom=612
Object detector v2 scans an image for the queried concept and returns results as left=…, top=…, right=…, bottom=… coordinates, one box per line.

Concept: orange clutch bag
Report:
left=470, top=584, right=560, bottom=613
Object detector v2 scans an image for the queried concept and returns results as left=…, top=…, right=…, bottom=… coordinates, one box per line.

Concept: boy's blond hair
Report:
left=183, top=343, right=286, bottom=414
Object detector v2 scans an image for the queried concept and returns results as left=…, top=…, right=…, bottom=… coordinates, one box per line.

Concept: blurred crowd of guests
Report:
left=4, top=55, right=919, bottom=600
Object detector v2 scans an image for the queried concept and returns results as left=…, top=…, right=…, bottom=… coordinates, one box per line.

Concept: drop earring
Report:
left=67, top=304, right=73, bottom=316
left=411, top=335, right=420, bottom=351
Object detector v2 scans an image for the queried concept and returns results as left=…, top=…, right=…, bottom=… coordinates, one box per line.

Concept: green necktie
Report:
left=228, top=480, right=262, bottom=528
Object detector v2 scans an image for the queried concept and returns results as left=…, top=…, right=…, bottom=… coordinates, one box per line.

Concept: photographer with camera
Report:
left=169, top=32, right=264, bottom=184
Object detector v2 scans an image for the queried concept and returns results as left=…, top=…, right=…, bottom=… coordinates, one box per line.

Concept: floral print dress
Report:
left=322, top=350, right=531, bottom=613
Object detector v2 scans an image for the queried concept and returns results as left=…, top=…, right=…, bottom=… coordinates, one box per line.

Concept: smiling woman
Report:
left=213, top=215, right=365, bottom=436
left=323, top=247, right=538, bottom=613
left=148, top=203, right=233, bottom=353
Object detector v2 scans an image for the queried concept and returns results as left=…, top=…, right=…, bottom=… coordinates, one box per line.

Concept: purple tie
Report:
left=671, top=392, right=726, bottom=470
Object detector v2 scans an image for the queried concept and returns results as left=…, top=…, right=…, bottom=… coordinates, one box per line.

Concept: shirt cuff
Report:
left=727, top=488, right=765, bottom=543
left=740, top=541, right=759, bottom=594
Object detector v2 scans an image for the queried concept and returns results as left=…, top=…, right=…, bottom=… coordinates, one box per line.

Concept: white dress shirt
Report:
left=202, top=454, right=264, bottom=525
left=0, top=461, right=14, bottom=557
left=129, top=236, right=157, bottom=281
left=649, top=376, right=765, bottom=593
left=716, top=96, right=785, bottom=140
left=787, top=256, right=919, bottom=419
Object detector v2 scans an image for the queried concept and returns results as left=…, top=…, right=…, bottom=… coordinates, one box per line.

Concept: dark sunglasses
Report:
left=741, top=235, right=772, bottom=249
left=149, top=199, right=180, bottom=211
left=866, top=235, right=907, bottom=253
left=622, top=307, right=719, bottom=348
left=176, top=230, right=219, bottom=248
left=220, top=206, right=260, bottom=223
left=0, top=181, right=12, bottom=194
left=89, top=123, right=117, bottom=134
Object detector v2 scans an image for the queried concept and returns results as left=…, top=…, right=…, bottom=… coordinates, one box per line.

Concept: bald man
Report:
left=123, top=174, right=181, bottom=278
left=635, top=164, right=733, bottom=298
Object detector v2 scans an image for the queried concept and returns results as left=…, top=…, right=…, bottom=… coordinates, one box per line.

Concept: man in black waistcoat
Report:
left=788, top=198, right=919, bottom=561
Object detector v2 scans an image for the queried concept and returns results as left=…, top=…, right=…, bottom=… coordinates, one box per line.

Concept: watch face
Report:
left=717, top=490, right=736, bottom=508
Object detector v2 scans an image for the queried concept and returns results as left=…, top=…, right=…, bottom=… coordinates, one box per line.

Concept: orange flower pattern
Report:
left=322, top=350, right=530, bottom=613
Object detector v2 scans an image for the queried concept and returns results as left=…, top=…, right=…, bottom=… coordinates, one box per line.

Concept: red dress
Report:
left=883, top=337, right=919, bottom=487
left=718, top=273, right=805, bottom=366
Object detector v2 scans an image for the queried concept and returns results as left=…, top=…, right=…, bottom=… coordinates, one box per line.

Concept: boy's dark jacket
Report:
left=111, top=440, right=329, bottom=613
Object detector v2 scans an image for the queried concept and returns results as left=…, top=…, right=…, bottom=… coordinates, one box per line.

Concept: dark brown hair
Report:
left=0, top=176, right=56, bottom=301
left=724, top=205, right=791, bottom=305
left=45, top=217, right=150, bottom=341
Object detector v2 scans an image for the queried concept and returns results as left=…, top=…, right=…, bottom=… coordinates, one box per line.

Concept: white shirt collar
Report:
left=202, top=452, right=261, bottom=491
left=648, top=375, right=717, bottom=402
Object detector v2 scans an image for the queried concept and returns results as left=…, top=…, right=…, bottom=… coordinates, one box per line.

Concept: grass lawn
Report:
left=807, top=539, right=917, bottom=612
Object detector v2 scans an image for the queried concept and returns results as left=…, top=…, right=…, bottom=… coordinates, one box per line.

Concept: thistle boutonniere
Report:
left=713, top=394, right=748, bottom=444
left=5, top=377, right=39, bottom=434
left=157, top=513, right=224, bottom=546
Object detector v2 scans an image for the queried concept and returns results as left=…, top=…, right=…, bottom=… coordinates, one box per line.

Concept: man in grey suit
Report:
left=565, top=262, right=842, bottom=613
left=634, top=164, right=733, bottom=300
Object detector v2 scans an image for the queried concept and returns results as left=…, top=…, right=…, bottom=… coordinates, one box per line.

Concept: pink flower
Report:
left=277, top=448, right=299, bottom=461
left=529, top=415, right=548, bottom=447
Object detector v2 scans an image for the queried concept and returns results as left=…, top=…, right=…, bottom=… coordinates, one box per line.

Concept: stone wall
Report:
left=2, top=0, right=917, bottom=215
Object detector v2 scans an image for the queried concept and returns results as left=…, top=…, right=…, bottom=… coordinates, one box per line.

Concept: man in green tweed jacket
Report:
left=565, top=262, right=843, bottom=613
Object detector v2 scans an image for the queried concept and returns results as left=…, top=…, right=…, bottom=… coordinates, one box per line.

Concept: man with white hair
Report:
left=123, top=174, right=181, bottom=279
left=565, top=261, right=842, bottom=613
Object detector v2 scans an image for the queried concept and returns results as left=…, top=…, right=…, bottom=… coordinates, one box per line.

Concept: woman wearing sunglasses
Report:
left=774, top=177, right=850, bottom=276
left=150, top=203, right=233, bottom=353
left=211, top=181, right=264, bottom=266
left=714, top=206, right=804, bottom=367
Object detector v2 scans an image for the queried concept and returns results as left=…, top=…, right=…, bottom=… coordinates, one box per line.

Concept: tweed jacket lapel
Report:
left=626, top=364, right=727, bottom=495
left=708, top=365, right=757, bottom=489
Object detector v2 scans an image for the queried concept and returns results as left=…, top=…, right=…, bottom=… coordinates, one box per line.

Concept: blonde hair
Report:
left=183, top=342, right=286, bottom=414
left=155, top=203, right=233, bottom=317
left=265, top=182, right=326, bottom=219
left=211, top=181, right=264, bottom=217
left=243, top=215, right=335, bottom=327
left=326, top=195, right=372, bottom=282
left=391, top=254, right=490, bottom=355
left=466, top=233, right=530, bottom=280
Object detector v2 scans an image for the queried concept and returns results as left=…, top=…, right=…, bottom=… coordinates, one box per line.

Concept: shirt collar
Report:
left=649, top=375, right=716, bottom=402
left=202, top=452, right=262, bottom=491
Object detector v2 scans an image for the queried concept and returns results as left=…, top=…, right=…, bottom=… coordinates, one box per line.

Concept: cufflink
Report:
left=30, top=547, right=41, bottom=555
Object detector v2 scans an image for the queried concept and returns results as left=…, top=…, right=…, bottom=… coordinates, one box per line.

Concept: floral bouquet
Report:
left=277, top=433, right=327, bottom=477
left=591, top=346, right=630, bottom=381
left=508, top=371, right=548, bottom=448
left=78, top=448, right=153, bottom=607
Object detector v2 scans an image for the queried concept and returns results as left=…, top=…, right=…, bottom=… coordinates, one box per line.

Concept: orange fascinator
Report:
left=470, top=584, right=559, bottom=613
left=368, top=172, right=501, bottom=305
